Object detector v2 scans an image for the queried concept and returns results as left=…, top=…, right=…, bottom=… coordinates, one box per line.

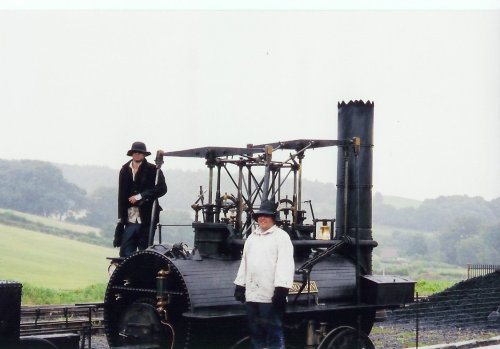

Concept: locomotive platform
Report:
left=183, top=301, right=392, bottom=320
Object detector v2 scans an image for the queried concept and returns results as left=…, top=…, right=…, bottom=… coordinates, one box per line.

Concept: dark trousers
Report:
left=246, top=302, right=285, bottom=349
left=119, top=223, right=149, bottom=257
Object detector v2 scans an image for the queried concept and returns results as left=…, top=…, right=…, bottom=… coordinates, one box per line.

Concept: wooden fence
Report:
left=467, top=264, right=500, bottom=279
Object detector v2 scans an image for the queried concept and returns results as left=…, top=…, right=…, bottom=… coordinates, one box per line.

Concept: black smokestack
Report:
left=335, top=100, right=374, bottom=273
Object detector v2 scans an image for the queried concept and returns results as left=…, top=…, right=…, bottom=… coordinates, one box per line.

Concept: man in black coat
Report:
left=114, top=141, right=167, bottom=257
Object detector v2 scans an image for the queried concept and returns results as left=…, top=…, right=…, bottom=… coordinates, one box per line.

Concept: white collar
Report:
left=254, top=224, right=276, bottom=235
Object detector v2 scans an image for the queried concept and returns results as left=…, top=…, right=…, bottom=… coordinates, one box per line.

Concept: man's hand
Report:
left=128, top=195, right=139, bottom=204
left=272, top=287, right=289, bottom=312
left=234, top=285, right=246, bottom=303
left=113, top=223, right=125, bottom=248
left=128, top=194, right=142, bottom=205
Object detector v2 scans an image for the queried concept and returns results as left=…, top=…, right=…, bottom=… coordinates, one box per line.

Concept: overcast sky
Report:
left=1, top=2, right=499, bottom=200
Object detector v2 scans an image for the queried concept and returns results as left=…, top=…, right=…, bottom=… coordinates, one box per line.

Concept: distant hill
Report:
left=56, top=163, right=205, bottom=211
left=379, top=194, right=421, bottom=209
left=56, top=163, right=422, bottom=208
left=56, top=163, right=116, bottom=194
left=55, top=163, right=338, bottom=216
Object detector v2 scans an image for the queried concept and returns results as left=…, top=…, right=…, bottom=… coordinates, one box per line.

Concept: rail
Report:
left=20, top=303, right=104, bottom=349
left=467, top=264, right=500, bottom=279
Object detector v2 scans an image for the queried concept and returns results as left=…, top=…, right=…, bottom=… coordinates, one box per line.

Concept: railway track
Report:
left=20, top=303, right=104, bottom=349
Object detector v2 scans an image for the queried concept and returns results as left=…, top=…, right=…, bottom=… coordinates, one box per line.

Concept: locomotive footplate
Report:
left=111, top=345, right=160, bottom=349
left=182, top=302, right=393, bottom=320
left=182, top=305, right=246, bottom=320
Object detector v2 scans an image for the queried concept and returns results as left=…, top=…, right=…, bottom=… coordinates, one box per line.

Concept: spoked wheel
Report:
left=318, top=326, right=374, bottom=349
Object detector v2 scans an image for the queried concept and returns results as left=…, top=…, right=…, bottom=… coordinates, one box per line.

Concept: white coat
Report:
left=234, top=224, right=295, bottom=303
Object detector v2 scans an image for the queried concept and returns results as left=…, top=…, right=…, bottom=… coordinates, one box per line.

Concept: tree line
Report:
left=374, top=193, right=500, bottom=265
left=374, top=193, right=500, bottom=231
left=0, top=160, right=86, bottom=217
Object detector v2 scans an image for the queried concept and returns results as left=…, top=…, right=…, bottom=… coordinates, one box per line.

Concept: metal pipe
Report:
left=215, top=164, right=221, bottom=222
left=298, top=156, right=303, bottom=212
left=306, top=320, right=315, bottom=347
left=343, top=148, right=349, bottom=237
left=148, top=150, right=164, bottom=246
left=230, top=238, right=377, bottom=248
left=245, top=164, right=253, bottom=233
left=277, top=169, right=282, bottom=202
left=355, top=145, right=361, bottom=305
left=208, top=166, right=213, bottom=204
left=292, top=162, right=298, bottom=225
left=261, top=145, right=273, bottom=201
left=237, top=164, right=244, bottom=235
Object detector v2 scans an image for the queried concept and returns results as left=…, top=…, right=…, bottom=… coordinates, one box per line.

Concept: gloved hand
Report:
left=234, top=285, right=246, bottom=303
left=272, top=287, right=289, bottom=312
left=113, top=223, right=125, bottom=248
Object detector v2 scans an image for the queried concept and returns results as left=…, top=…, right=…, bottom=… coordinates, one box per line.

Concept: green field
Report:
left=0, top=208, right=101, bottom=235
left=0, top=223, right=114, bottom=289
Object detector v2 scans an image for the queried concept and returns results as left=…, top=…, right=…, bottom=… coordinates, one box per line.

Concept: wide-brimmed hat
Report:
left=252, top=200, right=277, bottom=220
left=127, top=141, right=151, bottom=156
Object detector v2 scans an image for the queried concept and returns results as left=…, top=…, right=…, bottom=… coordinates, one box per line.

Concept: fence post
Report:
left=466, top=264, right=500, bottom=279
left=416, top=292, right=419, bottom=349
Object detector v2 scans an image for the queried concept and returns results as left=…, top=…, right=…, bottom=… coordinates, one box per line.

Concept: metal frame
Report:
left=161, top=139, right=350, bottom=240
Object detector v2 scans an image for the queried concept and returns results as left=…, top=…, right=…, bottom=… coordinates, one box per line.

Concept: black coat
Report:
left=117, top=159, right=167, bottom=226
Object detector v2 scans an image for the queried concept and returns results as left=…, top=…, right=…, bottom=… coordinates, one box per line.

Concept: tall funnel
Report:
left=335, top=100, right=374, bottom=273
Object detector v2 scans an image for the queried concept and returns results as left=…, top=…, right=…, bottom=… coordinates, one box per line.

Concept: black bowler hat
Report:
left=252, top=200, right=277, bottom=220
left=127, top=141, right=151, bottom=156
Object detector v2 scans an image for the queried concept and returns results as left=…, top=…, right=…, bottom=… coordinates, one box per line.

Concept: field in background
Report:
left=0, top=223, right=114, bottom=289
left=0, top=208, right=101, bottom=235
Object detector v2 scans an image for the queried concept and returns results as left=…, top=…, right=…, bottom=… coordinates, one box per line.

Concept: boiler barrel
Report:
left=104, top=247, right=359, bottom=348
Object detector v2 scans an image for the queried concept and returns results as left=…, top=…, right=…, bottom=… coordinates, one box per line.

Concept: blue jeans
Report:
left=245, top=302, right=285, bottom=349
left=119, top=223, right=149, bottom=257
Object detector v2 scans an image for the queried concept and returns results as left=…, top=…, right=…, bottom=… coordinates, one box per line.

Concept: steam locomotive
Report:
left=103, top=101, right=415, bottom=349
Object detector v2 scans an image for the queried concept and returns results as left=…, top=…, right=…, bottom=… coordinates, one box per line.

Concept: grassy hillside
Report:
left=0, top=208, right=101, bottom=235
left=0, top=223, right=114, bottom=289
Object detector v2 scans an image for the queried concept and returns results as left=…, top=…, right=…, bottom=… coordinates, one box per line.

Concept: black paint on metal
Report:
left=335, top=100, right=375, bottom=274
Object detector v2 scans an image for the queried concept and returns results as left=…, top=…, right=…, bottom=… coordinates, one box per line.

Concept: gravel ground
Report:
left=370, top=321, right=500, bottom=348
left=86, top=334, right=108, bottom=349
left=87, top=325, right=500, bottom=349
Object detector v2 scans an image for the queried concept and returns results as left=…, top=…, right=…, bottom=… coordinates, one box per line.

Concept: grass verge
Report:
left=21, top=283, right=106, bottom=305
left=414, top=279, right=456, bottom=297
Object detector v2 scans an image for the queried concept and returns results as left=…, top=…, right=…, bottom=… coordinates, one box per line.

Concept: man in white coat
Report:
left=234, top=199, right=295, bottom=349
